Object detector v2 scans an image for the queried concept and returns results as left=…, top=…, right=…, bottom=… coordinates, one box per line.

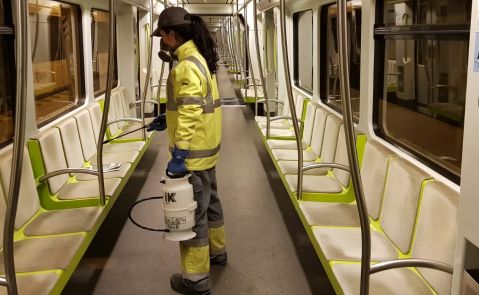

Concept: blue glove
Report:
left=147, top=114, right=167, bottom=132
left=167, top=148, right=189, bottom=177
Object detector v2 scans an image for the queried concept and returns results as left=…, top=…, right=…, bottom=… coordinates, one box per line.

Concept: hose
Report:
left=128, top=196, right=170, bottom=232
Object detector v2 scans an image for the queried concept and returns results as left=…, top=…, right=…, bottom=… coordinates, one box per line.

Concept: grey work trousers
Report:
left=182, top=167, right=224, bottom=248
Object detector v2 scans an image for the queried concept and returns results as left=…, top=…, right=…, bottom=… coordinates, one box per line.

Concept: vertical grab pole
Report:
left=245, top=1, right=259, bottom=111
left=2, top=0, right=29, bottom=292
left=279, top=0, right=302, bottom=200
left=236, top=2, right=245, bottom=84
left=252, top=0, right=270, bottom=136
left=97, top=0, right=116, bottom=206
left=141, top=0, right=154, bottom=140
left=337, top=0, right=370, bottom=294
left=229, top=16, right=239, bottom=80
left=157, top=61, right=165, bottom=106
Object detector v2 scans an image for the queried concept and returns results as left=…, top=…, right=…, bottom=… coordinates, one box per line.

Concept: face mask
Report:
left=158, top=50, right=173, bottom=63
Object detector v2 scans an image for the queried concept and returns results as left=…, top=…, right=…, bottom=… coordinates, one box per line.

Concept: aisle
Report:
left=216, top=63, right=245, bottom=106
left=64, top=106, right=333, bottom=295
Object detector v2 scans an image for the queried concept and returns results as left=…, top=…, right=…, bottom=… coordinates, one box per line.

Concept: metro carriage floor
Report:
left=63, top=66, right=334, bottom=295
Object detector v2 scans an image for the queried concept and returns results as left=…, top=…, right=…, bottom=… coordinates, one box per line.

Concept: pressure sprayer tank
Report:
left=161, top=175, right=197, bottom=241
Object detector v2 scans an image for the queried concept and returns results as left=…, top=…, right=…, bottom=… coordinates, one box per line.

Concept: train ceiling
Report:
left=178, top=0, right=237, bottom=3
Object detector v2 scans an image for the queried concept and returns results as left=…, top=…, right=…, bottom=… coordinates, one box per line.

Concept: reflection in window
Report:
left=321, top=2, right=361, bottom=119
left=29, top=0, right=84, bottom=126
left=0, top=0, right=15, bottom=147
left=0, top=2, right=5, bottom=26
left=91, top=9, right=117, bottom=97
left=383, top=0, right=471, bottom=26
left=293, top=10, right=313, bottom=93
left=265, top=17, right=276, bottom=75
left=375, top=0, right=470, bottom=182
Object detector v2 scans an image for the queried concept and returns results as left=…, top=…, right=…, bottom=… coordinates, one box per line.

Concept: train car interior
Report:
left=1, top=0, right=479, bottom=294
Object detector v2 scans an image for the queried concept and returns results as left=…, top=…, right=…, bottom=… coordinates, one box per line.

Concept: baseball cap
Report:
left=152, top=7, right=192, bottom=37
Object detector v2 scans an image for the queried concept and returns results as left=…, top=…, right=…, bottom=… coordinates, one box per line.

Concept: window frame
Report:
left=30, top=0, right=86, bottom=128
left=372, top=0, right=470, bottom=184
left=91, top=7, right=118, bottom=98
left=293, top=9, right=313, bottom=94
left=0, top=0, right=16, bottom=148
left=319, top=3, right=361, bottom=122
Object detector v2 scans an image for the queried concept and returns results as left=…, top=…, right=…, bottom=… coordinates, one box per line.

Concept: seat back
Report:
left=411, top=181, right=458, bottom=295
left=35, top=128, right=69, bottom=195
left=301, top=103, right=317, bottom=146
left=332, top=125, right=350, bottom=187
left=106, top=99, right=120, bottom=136
left=111, top=91, right=125, bottom=129
left=360, top=141, right=396, bottom=220
left=73, top=109, right=97, bottom=161
left=295, top=95, right=305, bottom=119
left=119, top=87, right=133, bottom=117
left=379, top=158, right=431, bottom=253
left=309, top=107, right=329, bottom=155
left=88, top=103, right=103, bottom=140
left=280, top=96, right=290, bottom=117
left=0, top=146, right=41, bottom=229
left=54, top=117, right=84, bottom=169
left=318, top=114, right=342, bottom=163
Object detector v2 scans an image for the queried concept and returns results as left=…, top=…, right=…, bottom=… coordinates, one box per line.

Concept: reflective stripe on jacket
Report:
left=166, top=40, right=222, bottom=171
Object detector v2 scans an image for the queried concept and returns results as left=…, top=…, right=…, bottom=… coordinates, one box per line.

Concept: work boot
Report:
left=210, top=252, right=227, bottom=265
left=170, top=273, right=211, bottom=295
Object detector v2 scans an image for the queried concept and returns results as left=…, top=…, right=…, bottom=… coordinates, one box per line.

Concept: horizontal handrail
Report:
left=107, top=118, right=143, bottom=126
left=39, top=165, right=121, bottom=183
left=150, top=83, right=167, bottom=88
left=370, top=259, right=453, bottom=275
left=257, top=99, right=284, bottom=105
left=129, top=100, right=158, bottom=106
left=302, top=163, right=350, bottom=172
left=269, top=116, right=301, bottom=123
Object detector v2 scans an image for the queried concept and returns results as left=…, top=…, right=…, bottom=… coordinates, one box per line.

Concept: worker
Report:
left=152, top=7, right=225, bottom=295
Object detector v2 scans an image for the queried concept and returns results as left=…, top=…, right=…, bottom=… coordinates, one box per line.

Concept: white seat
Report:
left=275, top=108, right=332, bottom=175
left=0, top=146, right=104, bottom=236
left=277, top=160, right=327, bottom=175
left=0, top=272, right=59, bottom=295
left=74, top=109, right=144, bottom=157
left=284, top=124, right=350, bottom=194
left=298, top=140, right=396, bottom=226
left=267, top=106, right=328, bottom=151
left=34, top=128, right=121, bottom=200
left=332, top=263, right=433, bottom=295
left=272, top=149, right=318, bottom=162
left=55, top=117, right=132, bottom=180
left=268, top=102, right=317, bottom=151
left=314, top=227, right=398, bottom=261
left=257, top=95, right=305, bottom=134
left=313, top=158, right=431, bottom=262
left=0, top=235, right=84, bottom=273
left=332, top=181, right=459, bottom=295
left=241, top=87, right=263, bottom=98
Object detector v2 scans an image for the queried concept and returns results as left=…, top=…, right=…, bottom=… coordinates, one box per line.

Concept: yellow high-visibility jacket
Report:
left=166, top=40, right=222, bottom=171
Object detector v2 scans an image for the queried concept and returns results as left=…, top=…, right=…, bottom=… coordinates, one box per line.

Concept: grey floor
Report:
left=63, top=67, right=334, bottom=295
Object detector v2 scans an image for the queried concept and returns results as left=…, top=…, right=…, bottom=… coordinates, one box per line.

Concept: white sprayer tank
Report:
left=161, top=175, right=197, bottom=241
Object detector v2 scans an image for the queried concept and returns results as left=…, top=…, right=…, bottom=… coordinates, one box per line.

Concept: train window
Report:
left=320, top=2, right=361, bottom=120
left=265, top=13, right=276, bottom=75
left=383, top=0, right=471, bottom=26
left=0, top=0, right=14, bottom=148
left=0, top=2, right=5, bottom=26
left=293, top=9, right=313, bottom=93
left=29, top=0, right=84, bottom=126
left=91, top=9, right=118, bottom=97
left=374, top=0, right=470, bottom=183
